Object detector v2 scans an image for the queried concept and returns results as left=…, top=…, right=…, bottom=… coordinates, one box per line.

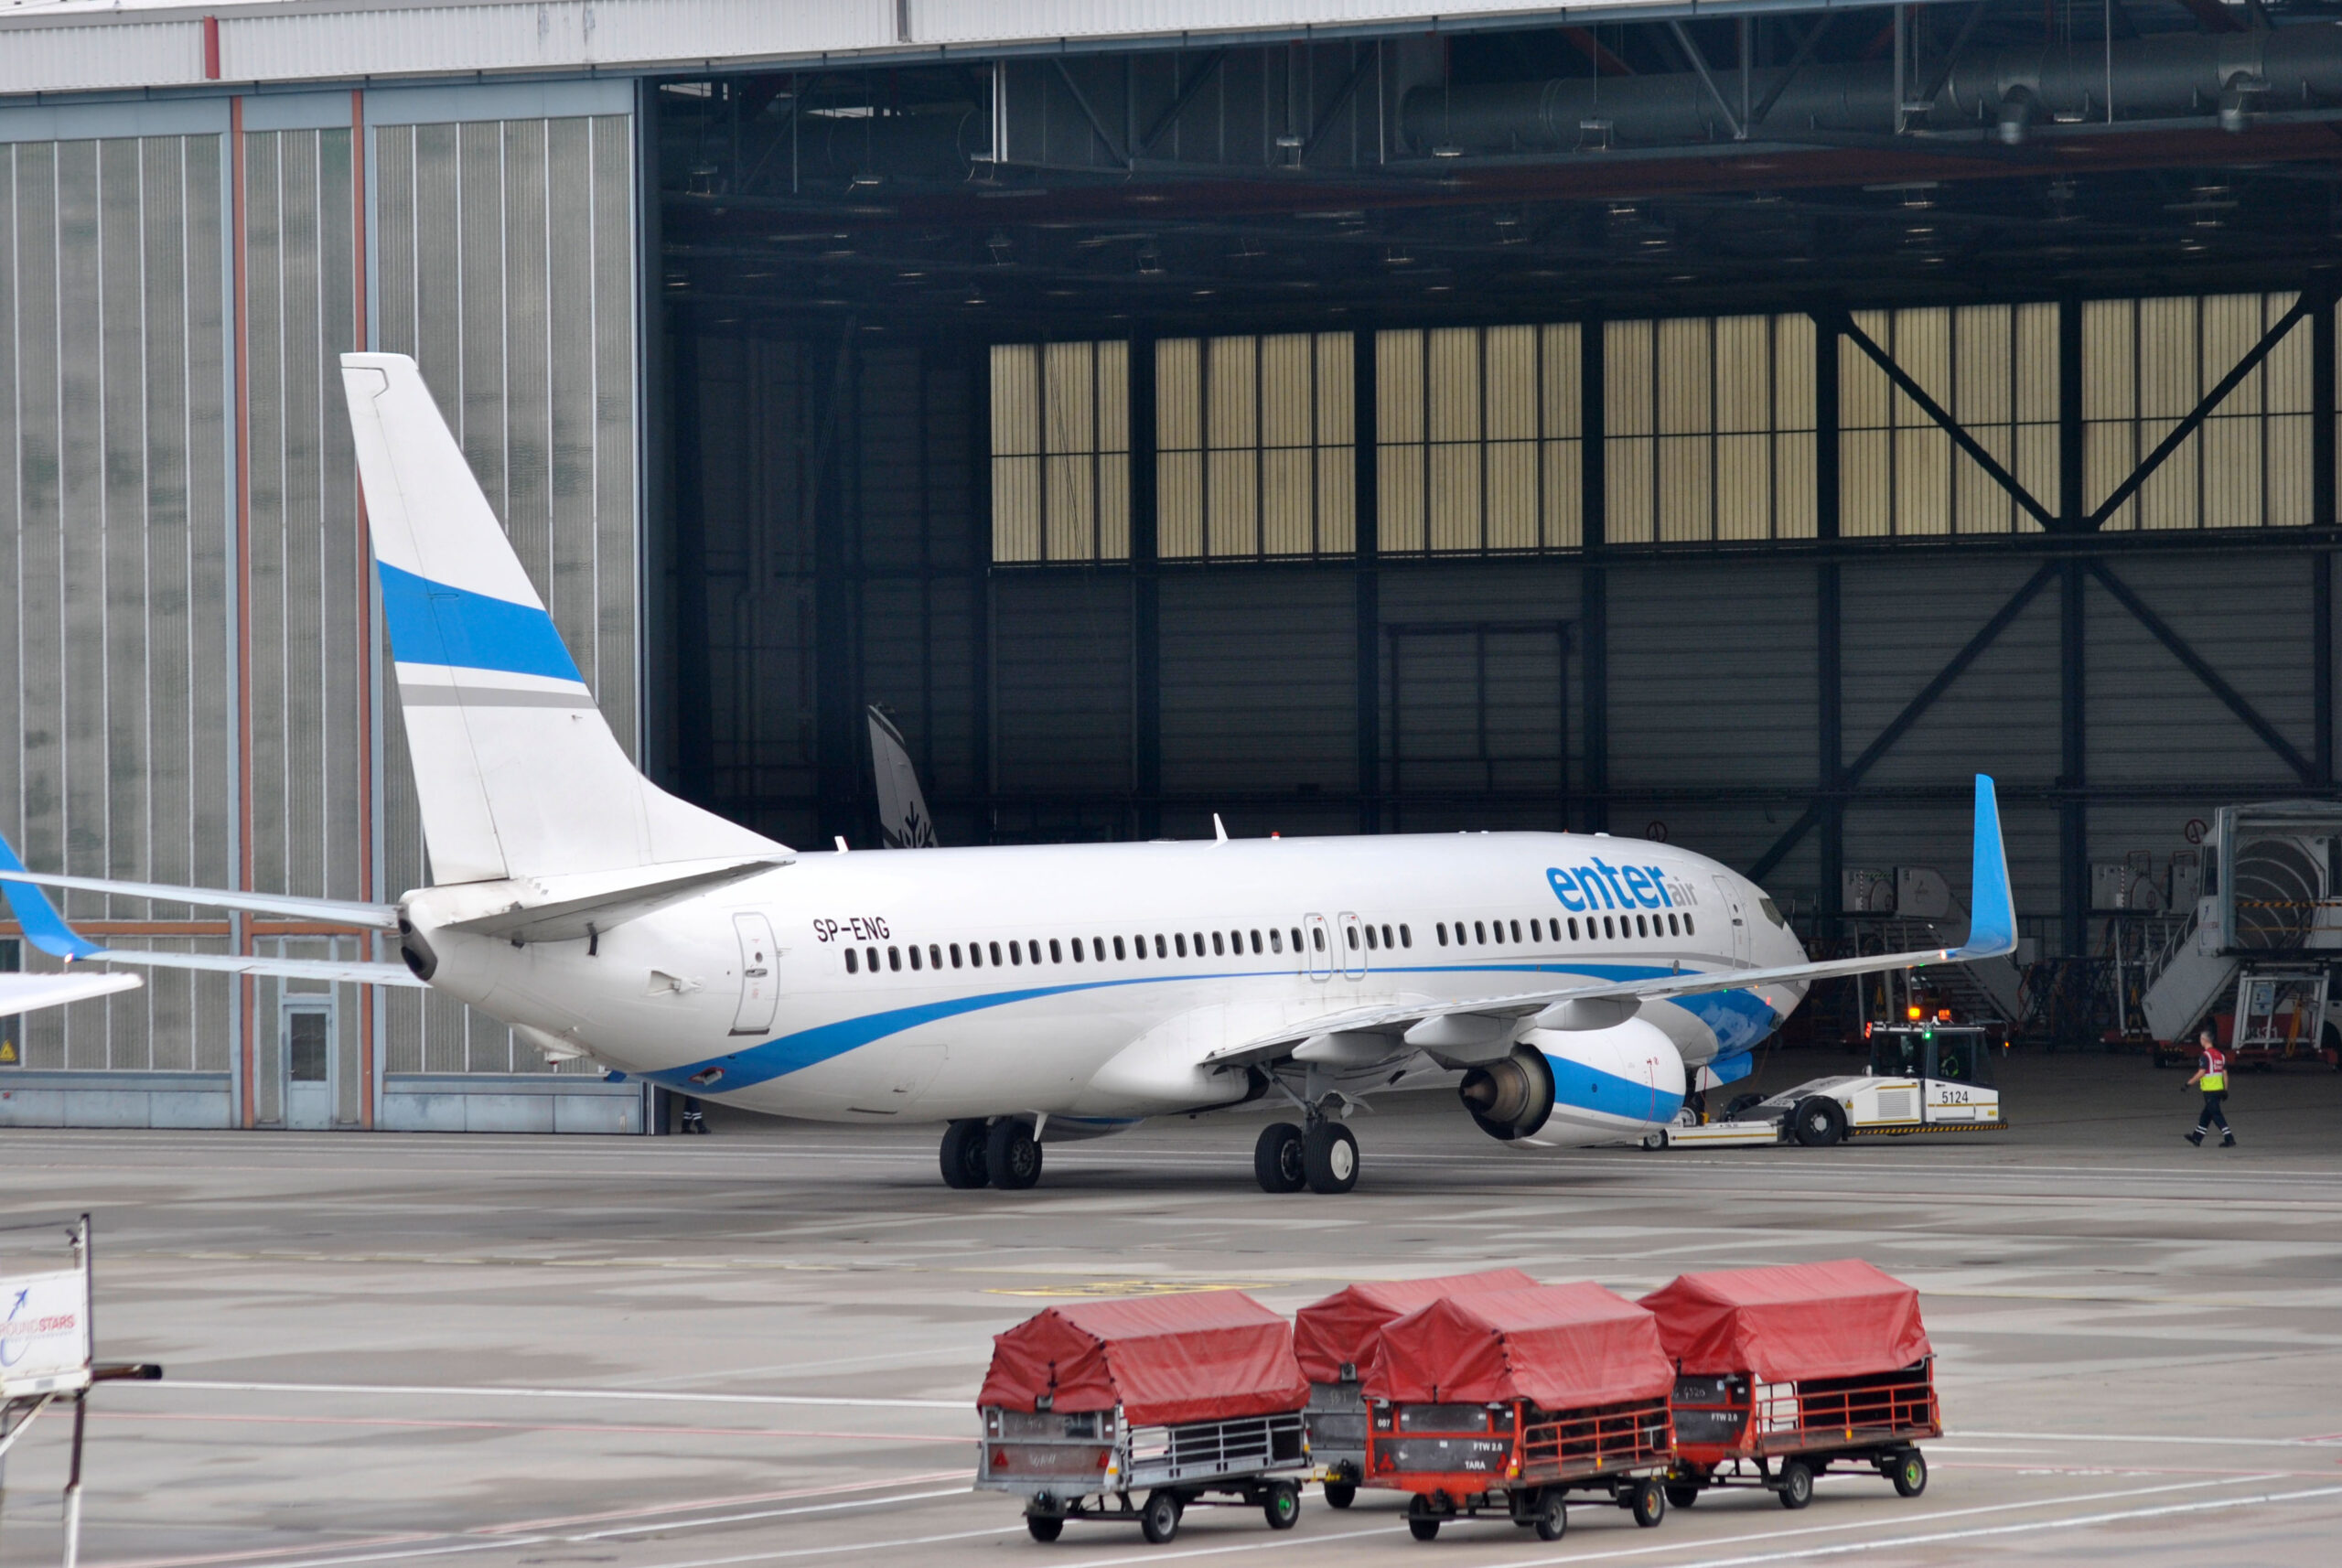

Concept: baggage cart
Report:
left=1640, top=1260, right=1940, bottom=1509
left=1293, top=1268, right=1535, bottom=1509
left=973, top=1292, right=1311, bottom=1543
left=1359, top=1283, right=1678, bottom=1541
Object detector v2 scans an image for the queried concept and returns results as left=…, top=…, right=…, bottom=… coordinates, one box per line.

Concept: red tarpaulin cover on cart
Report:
left=978, top=1292, right=1309, bottom=1428
left=1362, top=1283, right=1674, bottom=1410
left=1293, top=1270, right=1540, bottom=1384
left=1638, top=1260, right=1931, bottom=1382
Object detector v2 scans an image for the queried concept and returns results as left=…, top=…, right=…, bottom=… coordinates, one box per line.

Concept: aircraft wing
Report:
left=1204, top=774, right=2015, bottom=1073
left=0, top=970, right=143, bottom=1013
left=1, top=832, right=424, bottom=988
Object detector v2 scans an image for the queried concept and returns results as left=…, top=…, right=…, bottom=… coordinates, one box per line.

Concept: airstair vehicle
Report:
left=2138, top=803, right=2342, bottom=1069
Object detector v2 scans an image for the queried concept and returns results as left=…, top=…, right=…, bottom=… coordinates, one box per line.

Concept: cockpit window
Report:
left=1758, top=897, right=1787, bottom=928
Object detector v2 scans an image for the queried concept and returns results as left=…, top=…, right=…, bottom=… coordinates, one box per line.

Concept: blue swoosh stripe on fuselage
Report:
left=638, top=961, right=1778, bottom=1095
left=378, top=561, right=583, bottom=682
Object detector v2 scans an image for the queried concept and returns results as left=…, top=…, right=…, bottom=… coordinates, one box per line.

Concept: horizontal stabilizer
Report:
left=0, top=867, right=395, bottom=929
left=74, top=949, right=426, bottom=988
left=434, top=855, right=794, bottom=944
left=0, top=971, right=142, bottom=1013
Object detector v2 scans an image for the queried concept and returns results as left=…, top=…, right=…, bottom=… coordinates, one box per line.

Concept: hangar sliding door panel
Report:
left=1608, top=560, right=1815, bottom=789
left=372, top=110, right=637, bottom=1075
left=0, top=133, right=235, bottom=1074
left=991, top=573, right=1133, bottom=836
left=1160, top=572, right=1352, bottom=833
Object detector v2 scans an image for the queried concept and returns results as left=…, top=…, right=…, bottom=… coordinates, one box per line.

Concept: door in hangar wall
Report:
left=282, top=999, right=336, bottom=1130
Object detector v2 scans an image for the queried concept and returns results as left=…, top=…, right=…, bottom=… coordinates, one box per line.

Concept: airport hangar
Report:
left=0, top=0, right=2333, bottom=1135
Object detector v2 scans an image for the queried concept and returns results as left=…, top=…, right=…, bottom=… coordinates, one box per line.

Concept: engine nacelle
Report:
left=1460, top=1020, right=1688, bottom=1145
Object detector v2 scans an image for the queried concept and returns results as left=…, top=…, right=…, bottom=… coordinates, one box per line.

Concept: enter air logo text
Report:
left=1547, top=857, right=1698, bottom=913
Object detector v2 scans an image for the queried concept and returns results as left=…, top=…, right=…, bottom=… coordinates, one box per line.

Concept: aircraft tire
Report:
left=987, top=1117, right=1044, bottom=1190
left=940, top=1120, right=990, bottom=1188
left=1253, top=1122, right=1307, bottom=1193
left=1303, top=1122, right=1359, bottom=1194
left=1790, top=1096, right=1848, bottom=1148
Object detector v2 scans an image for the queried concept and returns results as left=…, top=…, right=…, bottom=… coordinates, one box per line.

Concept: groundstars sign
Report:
left=0, top=1265, right=92, bottom=1397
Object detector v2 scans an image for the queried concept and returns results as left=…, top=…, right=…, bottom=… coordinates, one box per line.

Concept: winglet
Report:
left=1954, top=773, right=2016, bottom=959
left=0, top=832, right=106, bottom=961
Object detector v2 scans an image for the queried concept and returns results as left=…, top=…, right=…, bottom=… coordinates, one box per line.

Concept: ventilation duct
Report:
left=1400, top=26, right=2342, bottom=152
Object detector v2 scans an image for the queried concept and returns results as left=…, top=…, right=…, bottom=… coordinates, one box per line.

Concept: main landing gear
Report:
left=1252, top=1115, right=1358, bottom=1195
left=940, top=1118, right=1044, bottom=1191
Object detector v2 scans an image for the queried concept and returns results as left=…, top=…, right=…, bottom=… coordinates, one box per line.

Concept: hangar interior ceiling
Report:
left=650, top=2, right=2342, bottom=968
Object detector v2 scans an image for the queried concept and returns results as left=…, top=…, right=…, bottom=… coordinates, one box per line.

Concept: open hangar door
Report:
left=647, top=2, right=2341, bottom=1015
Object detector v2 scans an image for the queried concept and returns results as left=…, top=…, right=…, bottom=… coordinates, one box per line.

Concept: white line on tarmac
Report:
left=592, top=1527, right=1018, bottom=1568
left=1960, top=1428, right=2342, bottom=1448
left=563, top=1487, right=972, bottom=1541
left=1503, top=1482, right=2342, bottom=1566
left=144, top=1379, right=965, bottom=1410
left=1049, top=1475, right=2269, bottom=1568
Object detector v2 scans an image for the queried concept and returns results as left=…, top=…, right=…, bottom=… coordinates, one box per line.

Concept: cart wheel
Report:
left=1790, top=1097, right=1848, bottom=1148
left=1665, top=1482, right=1700, bottom=1509
left=1026, top=1514, right=1064, bottom=1542
left=1777, top=1459, right=1814, bottom=1509
left=1303, top=1122, right=1359, bottom=1194
left=987, top=1118, right=1043, bottom=1190
left=940, top=1120, right=990, bottom=1188
left=1253, top=1122, right=1306, bottom=1193
left=1891, top=1448, right=1928, bottom=1498
left=1323, top=1480, right=1357, bottom=1510
left=1407, top=1517, right=1441, bottom=1541
left=1533, top=1491, right=1568, bottom=1541
left=1631, top=1478, right=1666, bottom=1529
left=1262, top=1479, right=1300, bottom=1530
left=1140, top=1490, right=1182, bottom=1544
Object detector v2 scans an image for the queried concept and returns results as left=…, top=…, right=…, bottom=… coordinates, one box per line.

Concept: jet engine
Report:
left=1459, top=1019, right=1688, bottom=1144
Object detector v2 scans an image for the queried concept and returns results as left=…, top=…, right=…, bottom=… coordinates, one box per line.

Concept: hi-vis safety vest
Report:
left=2201, top=1050, right=2228, bottom=1092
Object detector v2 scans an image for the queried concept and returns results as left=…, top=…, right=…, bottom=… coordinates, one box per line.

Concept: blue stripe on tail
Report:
left=378, top=561, right=582, bottom=682
left=0, top=833, right=105, bottom=961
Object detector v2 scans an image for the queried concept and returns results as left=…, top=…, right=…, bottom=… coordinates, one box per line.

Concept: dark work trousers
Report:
left=2195, top=1090, right=2231, bottom=1134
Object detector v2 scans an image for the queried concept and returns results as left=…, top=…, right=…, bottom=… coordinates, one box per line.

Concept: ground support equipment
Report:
left=977, top=1405, right=1308, bottom=1541
left=1660, top=1366, right=1938, bottom=1509
left=974, top=1289, right=1312, bottom=1544
left=1640, top=1259, right=1939, bottom=1510
left=1366, top=1395, right=1673, bottom=1541
left=1292, top=1269, right=1536, bottom=1509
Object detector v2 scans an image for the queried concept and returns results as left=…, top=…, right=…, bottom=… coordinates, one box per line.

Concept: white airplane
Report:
left=0, top=353, right=2016, bottom=1193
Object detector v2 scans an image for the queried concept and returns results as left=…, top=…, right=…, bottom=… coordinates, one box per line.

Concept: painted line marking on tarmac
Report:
left=1961, top=1427, right=2342, bottom=1448
left=1500, top=1482, right=2342, bottom=1566
left=563, top=1487, right=973, bottom=1541
left=479, top=1469, right=969, bottom=1534
left=144, top=1378, right=965, bottom=1410
left=96, top=1410, right=967, bottom=1443
left=575, top=1526, right=1018, bottom=1568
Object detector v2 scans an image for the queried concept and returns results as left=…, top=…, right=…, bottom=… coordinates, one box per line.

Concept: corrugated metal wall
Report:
left=0, top=134, right=238, bottom=1071
left=371, top=111, right=638, bottom=1076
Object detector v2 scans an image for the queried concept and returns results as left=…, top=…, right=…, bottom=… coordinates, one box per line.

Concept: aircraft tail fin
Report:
left=339, top=353, right=781, bottom=884
left=867, top=706, right=938, bottom=849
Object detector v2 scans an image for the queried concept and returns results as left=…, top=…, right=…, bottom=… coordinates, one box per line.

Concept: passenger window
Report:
left=1074, top=938, right=1087, bottom=961
left=1193, top=931, right=1205, bottom=955
left=1155, top=934, right=1168, bottom=958
left=1530, top=918, right=1541, bottom=940
left=908, top=946, right=922, bottom=971
left=867, top=946, right=879, bottom=972
left=1684, top=915, right=1695, bottom=935
left=1112, top=935, right=1126, bottom=960
left=1211, top=932, right=1224, bottom=956
left=1346, top=926, right=1359, bottom=950
left=1229, top=929, right=1241, bottom=952
left=1400, top=924, right=1412, bottom=948
left=844, top=948, right=859, bottom=974
left=1270, top=929, right=1284, bottom=953
left=1436, top=922, right=1448, bottom=945
left=1050, top=939, right=1063, bottom=963
left=1383, top=924, right=1394, bottom=948
left=983, top=941, right=997, bottom=966
left=1474, top=921, right=1487, bottom=944
left=950, top=942, right=962, bottom=968
left=1251, top=930, right=1262, bottom=953
left=1668, top=913, right=1680, bottom=936
left=1604, top=917, right=1616, bottom=940
left=1291, top=927, right=1303, bottom=952
left=1176, top=933, right=1187, bottom=957
left=1363, top=925, right=1377, bottom=950
left=1637, top=915, right=1649, bottom=938
left=888, top=946, right=902, bottom=972
left=1312, top=927, right=1327, bottom=951
left=1568, top=918, right=1580, bottom=940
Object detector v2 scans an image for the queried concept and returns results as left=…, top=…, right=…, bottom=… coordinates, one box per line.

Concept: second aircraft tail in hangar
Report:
left=338, top=353, right=784, bottom=885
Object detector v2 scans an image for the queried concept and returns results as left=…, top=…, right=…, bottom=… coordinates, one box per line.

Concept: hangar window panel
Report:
left=2083, top=292, right=2310, bottom=532
left=990, top=339, right=1128, bottom=564
left=1841, top=305, right=2055, bottom=538
left=1379, top=324, right=1579, bottom=554
left=1606, top=314, right=1813, bottom=545
left=1156, top=332, right=1351, bottom=560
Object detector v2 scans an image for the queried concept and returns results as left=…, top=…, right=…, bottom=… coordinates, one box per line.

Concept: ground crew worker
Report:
left=2185, top=1027, right=2235, bottom=1147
